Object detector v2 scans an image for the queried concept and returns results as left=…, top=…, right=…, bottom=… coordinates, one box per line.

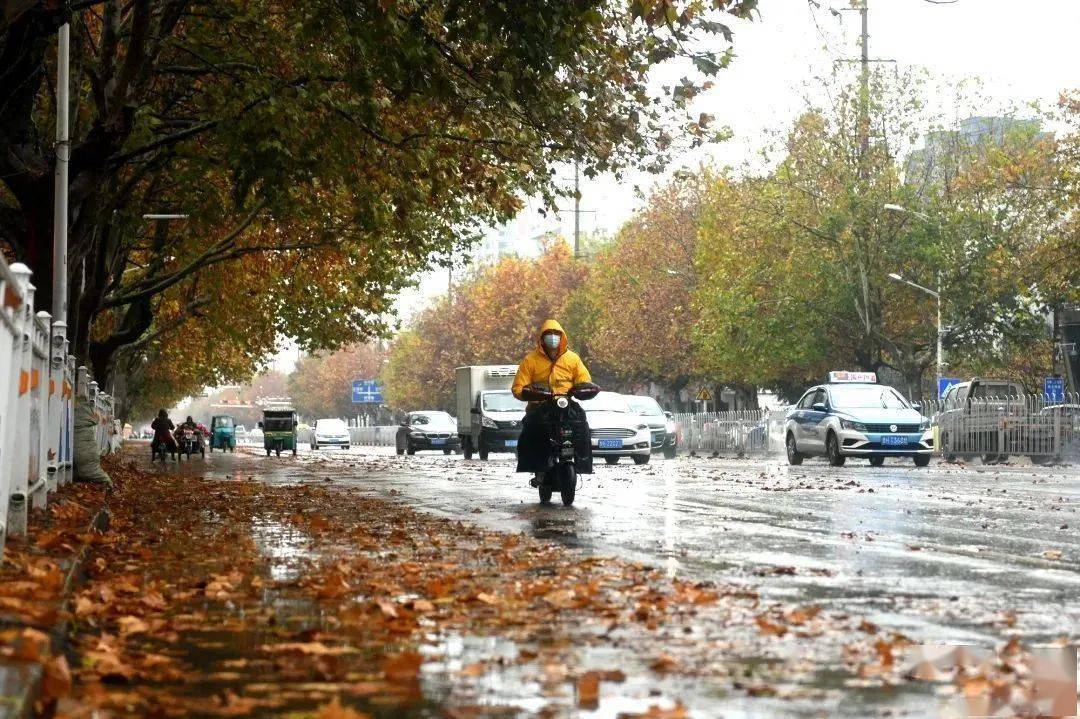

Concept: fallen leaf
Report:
left=315, top=696, right=371, bottom=719
left=577, top=670, right=601, bottom=709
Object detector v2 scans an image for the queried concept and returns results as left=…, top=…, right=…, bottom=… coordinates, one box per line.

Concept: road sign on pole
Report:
left=1044, top=376, right=1065, bottom=403
left=351, top=379, right=383, bottom=404
left=937, top=377, right=961, bottom=399
left=696, top=387, right=712, bottom=402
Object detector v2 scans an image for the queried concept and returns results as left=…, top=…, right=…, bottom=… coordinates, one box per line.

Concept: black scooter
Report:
left=519, top=383, right=599, bottom=506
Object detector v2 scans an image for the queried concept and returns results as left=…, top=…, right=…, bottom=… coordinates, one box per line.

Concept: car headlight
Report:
left=840, top=418, right=868, bottom=432
left=480, top=416, right=497, bottom=429
left=919, top=420, right=931, bottom=431
left=409, top=431, right=425, bottom=437
left=636, top=424, right=649, bottom=431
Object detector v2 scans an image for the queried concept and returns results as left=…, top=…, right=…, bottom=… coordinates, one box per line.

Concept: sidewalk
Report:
left=0, top=478, right=110, bottom=718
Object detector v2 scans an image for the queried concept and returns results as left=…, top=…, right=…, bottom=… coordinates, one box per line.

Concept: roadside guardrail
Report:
left=1, top=256, right=115, bottom=555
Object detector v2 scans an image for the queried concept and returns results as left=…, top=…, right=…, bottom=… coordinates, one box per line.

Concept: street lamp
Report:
left=888, top=271, right=943, bottom=391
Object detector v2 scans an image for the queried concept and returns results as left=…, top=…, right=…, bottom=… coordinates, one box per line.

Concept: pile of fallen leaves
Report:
left=0, top=479, right=109, bottom=712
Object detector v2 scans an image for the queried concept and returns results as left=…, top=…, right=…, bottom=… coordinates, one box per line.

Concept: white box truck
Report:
left=456, top=365, right=528, bottom=460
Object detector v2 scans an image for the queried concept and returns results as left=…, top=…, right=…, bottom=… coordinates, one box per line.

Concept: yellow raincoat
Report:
left=512, top=319, right=591, bottom=399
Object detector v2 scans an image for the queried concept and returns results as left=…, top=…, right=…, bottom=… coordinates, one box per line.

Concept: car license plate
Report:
left=882, top=435, right=909, bottom=446
left=598, top=439, right=623, bottom=449
left=431, top=438, right=446, bottom=446
left=505, top=439, right=518, bottom=448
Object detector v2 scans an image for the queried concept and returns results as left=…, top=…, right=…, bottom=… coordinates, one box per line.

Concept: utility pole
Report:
left=573, top=159, right=581, bottom=258
left=52, top=21, right=70, bottom=325
left=858, top=0, right=869, bottom=177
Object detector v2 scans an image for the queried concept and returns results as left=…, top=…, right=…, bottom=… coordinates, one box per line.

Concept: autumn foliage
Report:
left=383, top=241, right=587, bottom=411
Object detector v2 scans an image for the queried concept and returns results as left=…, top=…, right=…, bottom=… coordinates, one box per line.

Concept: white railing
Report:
left=0, top=258, right=113, bottom=555
left=349, top=425, right=400, bottom=447
left=672, top=407, right=789, bottom=456
left=924, top=393, right=1079, bottom=462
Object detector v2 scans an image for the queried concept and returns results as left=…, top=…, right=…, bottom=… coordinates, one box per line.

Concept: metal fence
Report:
left=924, top=393, right=1080, bottom=462
left=1, top=257, right=115, bottom=555
left=349, top=426, right=399, bottom=447
left=672, top=408, right=789, bottom=457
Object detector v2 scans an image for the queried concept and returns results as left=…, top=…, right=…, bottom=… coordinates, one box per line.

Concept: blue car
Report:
left=784, top=372, right=933, bottom=467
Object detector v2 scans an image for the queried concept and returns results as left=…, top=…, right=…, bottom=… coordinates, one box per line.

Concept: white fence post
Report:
left=7, top=263, right=34, bottom=538
left=61, top=355, right=75, bottom=484
left=30, top=310, right=50, bottom=511
left=0, top=259, right=30, bottom=552
left=47, top=321, right=67, bottom=491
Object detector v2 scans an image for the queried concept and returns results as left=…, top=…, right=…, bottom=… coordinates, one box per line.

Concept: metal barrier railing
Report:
left=672, top=407, right=790, bottom=456
left=1, top=257, right=114, bottom=555
left=349, top=426, right=399, bottom=447
left=924, top=393, right=1079, bottom=461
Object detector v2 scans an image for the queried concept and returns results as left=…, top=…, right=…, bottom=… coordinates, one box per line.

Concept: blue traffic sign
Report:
left=1044, top=376, right=1065, bottom=403
left=352, top=379, right=383, bottom=404
left=938, top=377, right=962, bottom=398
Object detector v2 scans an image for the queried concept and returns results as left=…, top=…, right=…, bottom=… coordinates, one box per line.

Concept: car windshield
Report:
left=971, top=384, right=1021, bottom=399
left=411, top=412, right=454, bottom=425
left=263, top=417, right=293, bottom=431
left=317, top=419, right=346, bottom=432
left=829, top=385, right=910, bottom=410
left=483, top=392, right=526, bottom=412
left=628, top=397, right=664, bottom=416
left=212, top=417, right=233, bottom=428
left=585, top=392, right=630, bottom=413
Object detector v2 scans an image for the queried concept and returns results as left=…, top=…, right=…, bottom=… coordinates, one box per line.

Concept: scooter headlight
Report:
left=556, top=397, right=569, bottom=408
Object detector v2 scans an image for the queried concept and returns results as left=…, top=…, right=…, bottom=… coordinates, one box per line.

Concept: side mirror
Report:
left=911, top=402, right=922, bottom=411
left=257, top=421, right=263, bottom=429
left=470, top=408, right=480, bottom=415
left=812, top=402, right=827, bottom=413
left=664, top=411, right=674, bottom=420
left=293, top=421, right=298, bottom=428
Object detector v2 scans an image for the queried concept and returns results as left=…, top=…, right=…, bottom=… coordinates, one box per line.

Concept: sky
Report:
left=273, top=0, right=1080, bottom=373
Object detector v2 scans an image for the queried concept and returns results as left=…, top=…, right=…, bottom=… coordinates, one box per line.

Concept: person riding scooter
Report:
left=512, top=319, right=593, bottom=485
left=178, top=416, right=207, bottom=450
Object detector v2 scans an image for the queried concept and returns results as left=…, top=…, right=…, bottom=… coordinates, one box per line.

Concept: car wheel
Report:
left=869, top=456, right=884, bottom=467
left=479, top=445, right=489, bottom=461
left=982, top=454, right=1000, bottom=465
left=276, top=448, right=281, bottom=457
left=633, top=454, right=650, bottom=465
left=407, top=444, right=416, bottom=456
left=604, top=456, right=619, bottom=465
left=463, top=437, right=473, bottom=459
left=786, top=433, right=803, bottom=466
left=443, top=448, right=451, bottom=455
left=265, top=449, right=271, bottom=457
left=826, top=432, right=845, bottom=466
left=311, top=442, right=318, bottom=450
left=663, top=444, right=677, bottom=459
left=913, top=455, right=931, bottom=467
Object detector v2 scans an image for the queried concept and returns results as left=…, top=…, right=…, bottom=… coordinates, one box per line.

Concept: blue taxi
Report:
left=784, top=372, right=933, bottom=467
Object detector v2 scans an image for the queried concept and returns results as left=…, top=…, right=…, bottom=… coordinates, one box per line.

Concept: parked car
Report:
left=585, top=392, right=652, bottom=465
left=627, top=395, right=678, bottom=458
left=785, top=371, right=932, bottom=467
left=311, top=418, right=351, bottom=450
left=397, top=411, right=461, bottom=455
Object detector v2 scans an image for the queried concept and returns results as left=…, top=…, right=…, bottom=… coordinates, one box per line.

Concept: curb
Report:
left=0, top=498, right=111, bottom=719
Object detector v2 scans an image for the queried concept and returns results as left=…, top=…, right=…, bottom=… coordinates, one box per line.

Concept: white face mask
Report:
left=542, top=333, right=561, bottom=350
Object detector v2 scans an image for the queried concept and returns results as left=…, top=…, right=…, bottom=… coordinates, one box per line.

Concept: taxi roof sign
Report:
left=828, top=371, right=877, bottom=384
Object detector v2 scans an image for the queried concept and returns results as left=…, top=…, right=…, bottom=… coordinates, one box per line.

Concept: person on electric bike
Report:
left=512, top=319, right=593, bottom=485
left=150, top=409, right=177, bottom=457
left=178, top=415, right=206, bottom=449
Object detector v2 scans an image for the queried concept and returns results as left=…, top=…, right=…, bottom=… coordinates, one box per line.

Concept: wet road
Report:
left=206, top=445, right=1080, bottom=648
